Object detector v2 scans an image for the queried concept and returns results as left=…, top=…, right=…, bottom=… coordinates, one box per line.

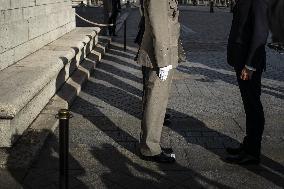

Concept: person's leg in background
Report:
left=108, top=13, right=114, bottom=36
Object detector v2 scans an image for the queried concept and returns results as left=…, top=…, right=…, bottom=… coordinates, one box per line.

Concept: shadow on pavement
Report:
left=94, top=69, right=142, bottom=97
left=6, top=131, right=88, bottom=189
left=65, top=42, right=232, bottom=188
left=165, top=109, right=284, bottom=188
left=71, top=43, right=283, bottom=187
left=6, top=38, right=281, bottom=188
left=89, top=143, right=232, bottom=189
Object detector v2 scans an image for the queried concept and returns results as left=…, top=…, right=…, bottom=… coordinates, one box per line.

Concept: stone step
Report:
left=0, top=27, right=101, bottom=147
left=0, top=37, right=111, bottom=168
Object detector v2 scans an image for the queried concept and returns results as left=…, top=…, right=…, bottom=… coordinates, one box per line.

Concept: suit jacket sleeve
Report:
left=245, top=0, right=269, bottom=68
left=148, top=0, right=171, bottom=68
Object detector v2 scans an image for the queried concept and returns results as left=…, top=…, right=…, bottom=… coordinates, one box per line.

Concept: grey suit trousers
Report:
left=140, top=67, right=174, bottom=156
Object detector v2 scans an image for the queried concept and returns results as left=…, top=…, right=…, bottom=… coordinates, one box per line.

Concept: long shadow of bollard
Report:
left=6, top=130, right=89, bottom=189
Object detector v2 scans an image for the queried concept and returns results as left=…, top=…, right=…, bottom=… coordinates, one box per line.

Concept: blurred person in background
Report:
left=268, top=0, right=284, bottom=52
left=109, top=0, right=121, bottom=36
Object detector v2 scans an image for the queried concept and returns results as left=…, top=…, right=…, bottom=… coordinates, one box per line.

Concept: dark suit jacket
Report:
left=227, top=0, right=269, bottom=71
left=268, top=0, right=284, bottom=43
left=112, top=0, right=121, bottom=14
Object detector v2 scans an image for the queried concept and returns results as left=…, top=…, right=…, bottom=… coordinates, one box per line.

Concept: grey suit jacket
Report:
left=138, top=0, right=180, bottom=69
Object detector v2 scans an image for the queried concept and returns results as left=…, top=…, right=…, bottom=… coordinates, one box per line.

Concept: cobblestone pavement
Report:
left=5, top=7, right=283, bottom=189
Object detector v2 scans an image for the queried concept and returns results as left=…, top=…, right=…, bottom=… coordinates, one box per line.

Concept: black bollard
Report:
left=124, top=20, right=127, bottom=52
left=210, top=0, right=214, bottom=13
left=56, top=109, right=72, bottom=189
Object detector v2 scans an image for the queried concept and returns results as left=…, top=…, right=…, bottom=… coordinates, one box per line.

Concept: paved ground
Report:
left=2, top=6, right=284, bottom=189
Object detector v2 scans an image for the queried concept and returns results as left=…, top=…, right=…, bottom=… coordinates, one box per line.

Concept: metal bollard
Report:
left=56, top=109, right=72, bottom=189
left=124, top=20, right=127, bottom=52
left=210, top=0, right=214, bottom=13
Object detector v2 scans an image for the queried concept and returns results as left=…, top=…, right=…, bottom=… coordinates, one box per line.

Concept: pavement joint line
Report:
left=232, top=117, right=244, bottom=132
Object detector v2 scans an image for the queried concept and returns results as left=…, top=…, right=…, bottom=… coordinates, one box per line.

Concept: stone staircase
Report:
left=0, top=27, right=109, bottom=147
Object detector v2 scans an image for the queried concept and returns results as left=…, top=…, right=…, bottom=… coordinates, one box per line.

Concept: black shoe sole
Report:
left=225, top=156, right=260, bottom=165
left=165, top=114, right=171, bottom=120
left=161, top=147, right=174, bottom=154
left=140, top=152, right=176, bottom=164
left=141, top=156, right=176, bottom=164
left=163, top=119, right=171, bottom=126
left=226, top=147, right=243, bottom=156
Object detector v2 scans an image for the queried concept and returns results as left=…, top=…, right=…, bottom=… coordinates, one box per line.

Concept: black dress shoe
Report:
left=141, top=152, right=176, bottom=163
left=226, top=145, right=244, bottom=155
left=163, top=114, right=171, bottom=126
left=161, top=147, right=173, bottom=154
left=165, top=113, right=171, bottom=120
left=225, top=152, right=260, bottom=165
left=163, top=119, right=171, bottom=126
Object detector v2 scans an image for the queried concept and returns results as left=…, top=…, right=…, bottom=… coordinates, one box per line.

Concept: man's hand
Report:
left=240, top=67, right=254, bottom=80
left=159, top=65, right=173, bottom=81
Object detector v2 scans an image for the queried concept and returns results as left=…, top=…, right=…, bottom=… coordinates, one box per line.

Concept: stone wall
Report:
left=0, top=0, right=76, bottom=71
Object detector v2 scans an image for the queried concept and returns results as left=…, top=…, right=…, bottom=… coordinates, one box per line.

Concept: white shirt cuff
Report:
left=245, top=65, right=256, bottom=72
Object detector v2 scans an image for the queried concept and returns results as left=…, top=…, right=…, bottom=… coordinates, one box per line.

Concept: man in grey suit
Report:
left=137, top=0, right=180, bottom=163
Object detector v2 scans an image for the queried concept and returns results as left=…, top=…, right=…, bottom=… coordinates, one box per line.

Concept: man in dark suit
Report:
left=226, top=0, right=269, bottom=165
left=108, top=0, right=121, bottom=36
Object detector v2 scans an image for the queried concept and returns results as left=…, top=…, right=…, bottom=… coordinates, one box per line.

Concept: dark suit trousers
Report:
left=108, top=12, right=118, bottom=35
left=236, top=69, right=265, bottom=157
